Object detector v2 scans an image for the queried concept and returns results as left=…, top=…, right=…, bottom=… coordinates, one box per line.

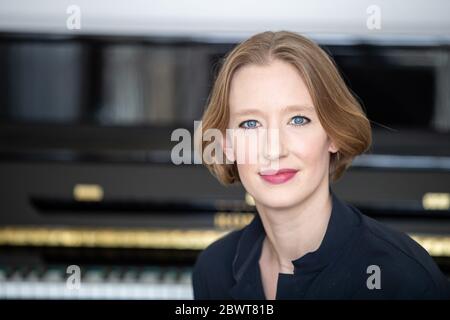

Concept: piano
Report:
left=0, top=32, right=449, bottom=299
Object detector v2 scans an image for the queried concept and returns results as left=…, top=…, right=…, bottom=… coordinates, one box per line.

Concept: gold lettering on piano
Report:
left=0, top=227, right=449, bottom=257
left=0, top=227, right=228, bottom=250
left=410, top=235, right=450, bottom=257
left=214, top=212, right=254, bottom=229
left=422, top=193, right=450, bottom=210
left=73, top=184, right=104, bottom=202
left=245, top=193, right=255, bottom=206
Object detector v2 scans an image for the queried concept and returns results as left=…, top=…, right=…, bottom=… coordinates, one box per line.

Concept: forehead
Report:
left=228, top=60, right=314, bottom=114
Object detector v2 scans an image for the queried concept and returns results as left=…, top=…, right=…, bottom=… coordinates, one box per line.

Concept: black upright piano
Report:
left=0, top=33, right=449, bottom=299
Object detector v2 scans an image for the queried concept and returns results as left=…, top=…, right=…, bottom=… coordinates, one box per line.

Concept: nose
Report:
left=261, top=127, right=288, bottom=161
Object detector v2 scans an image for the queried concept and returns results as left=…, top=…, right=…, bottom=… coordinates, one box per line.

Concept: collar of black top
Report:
left=229, top=187, right=361, bottom=298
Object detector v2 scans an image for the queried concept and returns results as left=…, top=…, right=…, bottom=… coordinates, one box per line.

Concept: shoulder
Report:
left=192, top=228, right=243, bottom=299
left=360, top=213, right=437, bottom=273
left=351, top=211, right=450, bottom=298
left=195, top=228, right=242, bottom=272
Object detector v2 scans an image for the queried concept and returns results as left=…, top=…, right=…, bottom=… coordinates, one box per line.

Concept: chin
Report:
left=254, top=191, right=302, bottom=209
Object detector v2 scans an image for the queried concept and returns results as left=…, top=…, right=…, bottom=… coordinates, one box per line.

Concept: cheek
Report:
left=235, top=162, right=260, bottom=195
left=289, top=131, right=331, bottom=167
left=236, top=162, right=257, bottom=180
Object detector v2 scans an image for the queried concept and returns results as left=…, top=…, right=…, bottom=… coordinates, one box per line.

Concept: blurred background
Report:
left=0, top=0, right=449, bottom=300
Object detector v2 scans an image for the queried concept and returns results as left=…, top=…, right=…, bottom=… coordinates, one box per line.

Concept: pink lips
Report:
left=259, top=168, right=298, bottom=185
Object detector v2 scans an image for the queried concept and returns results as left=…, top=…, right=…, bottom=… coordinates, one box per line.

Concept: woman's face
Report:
left=227, top=59, right=338, bottom=209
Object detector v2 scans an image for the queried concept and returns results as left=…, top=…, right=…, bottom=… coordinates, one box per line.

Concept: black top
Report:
left=192, top=190, right=450, bottom=299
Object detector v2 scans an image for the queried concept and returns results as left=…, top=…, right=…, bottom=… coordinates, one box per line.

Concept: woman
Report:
left=192, top=31, right=449, bottom=299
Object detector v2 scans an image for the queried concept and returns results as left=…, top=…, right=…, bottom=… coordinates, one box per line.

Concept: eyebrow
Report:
left=231, top=104, right=314, bottom=117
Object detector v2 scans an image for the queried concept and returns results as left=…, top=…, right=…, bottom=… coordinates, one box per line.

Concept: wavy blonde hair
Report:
left=198, top=31, right=372, bottom=185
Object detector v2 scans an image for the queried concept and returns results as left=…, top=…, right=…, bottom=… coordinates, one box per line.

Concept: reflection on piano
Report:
left=0, top=32, right=450, bottom=299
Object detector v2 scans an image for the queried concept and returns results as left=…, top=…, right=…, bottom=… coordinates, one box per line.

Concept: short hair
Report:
left=198, top=31, right=372, bottom=185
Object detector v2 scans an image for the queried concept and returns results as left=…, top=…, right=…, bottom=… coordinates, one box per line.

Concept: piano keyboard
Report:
left=0, top=265, right=193, bottom=300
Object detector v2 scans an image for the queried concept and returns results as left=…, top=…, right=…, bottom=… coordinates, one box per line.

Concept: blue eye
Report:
left=290, top=116, right=310, bottom=126
left=239, top=120, right=260, bottom=129
left=239, top=116, right=309, bottom=129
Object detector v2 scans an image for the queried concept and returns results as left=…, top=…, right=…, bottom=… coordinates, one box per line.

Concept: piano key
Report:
left=0, top=264, right=194, bottom=300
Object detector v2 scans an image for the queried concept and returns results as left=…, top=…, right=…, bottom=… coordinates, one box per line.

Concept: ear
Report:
left=327, top=138, right=339, bottom=154
left=222, top=134, right=235, bottom=163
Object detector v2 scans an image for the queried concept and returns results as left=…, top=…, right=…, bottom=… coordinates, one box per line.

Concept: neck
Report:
left=256, top=184, right=333, bottom=274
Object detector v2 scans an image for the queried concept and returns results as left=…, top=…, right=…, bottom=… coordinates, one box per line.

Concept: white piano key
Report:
left=0, top=265, right=194, bottom=300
